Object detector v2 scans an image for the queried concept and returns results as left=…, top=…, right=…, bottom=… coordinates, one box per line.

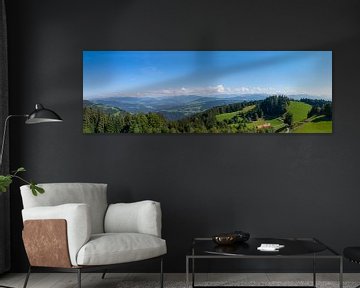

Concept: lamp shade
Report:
left=25, top=104, right=63, bottom=124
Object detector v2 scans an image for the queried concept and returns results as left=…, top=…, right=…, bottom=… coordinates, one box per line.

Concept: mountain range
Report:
left=84, top=94, right=328, bottom=120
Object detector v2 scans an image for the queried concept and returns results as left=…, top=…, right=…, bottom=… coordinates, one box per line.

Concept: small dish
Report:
left=212, top=233, right=238, bottom=245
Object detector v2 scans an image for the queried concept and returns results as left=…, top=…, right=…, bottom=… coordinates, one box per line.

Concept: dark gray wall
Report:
left=6, top=0, right=360, bottom=272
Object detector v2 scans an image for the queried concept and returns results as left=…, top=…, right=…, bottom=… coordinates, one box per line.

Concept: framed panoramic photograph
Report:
left=83, top=51, right=332, bottom=134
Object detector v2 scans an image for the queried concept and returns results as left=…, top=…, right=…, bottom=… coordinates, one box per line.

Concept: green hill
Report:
left=215, top=105, right=256, bottom=121
left=215, top=100, right=314, bottom=132
left=287, top=101, right=312, bottom=123
left=293, top=116, right=332, bottom=133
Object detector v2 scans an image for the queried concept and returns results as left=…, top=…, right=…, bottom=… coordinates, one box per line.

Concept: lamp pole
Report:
left=0, top=114, right=28, bottom=169
left=0, top=115, right=27, bottom=288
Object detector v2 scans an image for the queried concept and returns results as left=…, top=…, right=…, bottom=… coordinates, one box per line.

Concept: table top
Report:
left=189, top=237, right=340, bottom=258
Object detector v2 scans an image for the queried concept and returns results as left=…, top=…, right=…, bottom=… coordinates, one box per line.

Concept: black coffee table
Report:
left=186, top=237, right=342, bottom=288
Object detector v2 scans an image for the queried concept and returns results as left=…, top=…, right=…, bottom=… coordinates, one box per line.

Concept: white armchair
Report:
left=20, top=183, right=166, bottom=288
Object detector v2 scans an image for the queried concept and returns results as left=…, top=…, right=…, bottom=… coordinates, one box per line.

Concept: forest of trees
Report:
left=83, top=100, right=261, bottom=133
left=83, top=95, right=332, bottom=134
left=260, top=95, right=290, bottom=117
left=301, top=98, right=332, bottom=119
left=83, top=106, right=251, bottom=133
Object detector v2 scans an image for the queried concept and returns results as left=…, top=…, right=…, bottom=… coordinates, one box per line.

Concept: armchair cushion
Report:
left=76, top=233, right=167, bottom=266
left=104, top=201, right=162, bottom=237
left=21, top=183, right=108, bottom=234
left=22, top=203, right=91, bottom=266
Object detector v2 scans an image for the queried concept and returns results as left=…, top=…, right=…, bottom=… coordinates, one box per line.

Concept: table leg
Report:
left=186, top=257, right=189, bottom=288
left=339, top=257, right=343, bottom=288
left=192, top=257, right=195, bottom=288
left=313, top=254, right=316, bottom=287
left=192, top=246, right=195, bottom=288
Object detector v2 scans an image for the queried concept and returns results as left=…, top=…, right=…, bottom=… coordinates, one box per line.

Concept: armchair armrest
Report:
left=104, top=200, right=162, bottom=237
left=22, top=203, right=91, bottom=266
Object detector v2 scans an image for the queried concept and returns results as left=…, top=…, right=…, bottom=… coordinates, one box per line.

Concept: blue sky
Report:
left=83, top=51, right=332, bottom=99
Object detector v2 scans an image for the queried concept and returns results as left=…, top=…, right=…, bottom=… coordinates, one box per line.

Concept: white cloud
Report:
left=216, top=84, right=225, bottom=93
left=92, top=83, right=331, bottom=99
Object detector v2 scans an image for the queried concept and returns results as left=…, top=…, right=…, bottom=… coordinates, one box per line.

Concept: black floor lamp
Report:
left=0, top=103, right=62, bottom=288
left=0, top=104, right=63, bottom=167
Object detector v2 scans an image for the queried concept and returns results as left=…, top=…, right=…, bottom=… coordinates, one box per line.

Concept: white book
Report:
left=257, top=243, right=285, bottom=251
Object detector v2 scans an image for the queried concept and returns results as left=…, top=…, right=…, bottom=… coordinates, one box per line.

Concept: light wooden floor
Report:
left=0, top=273, right=359, bottom=288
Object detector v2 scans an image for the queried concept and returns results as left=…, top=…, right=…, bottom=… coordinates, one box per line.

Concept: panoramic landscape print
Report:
left=83, top=51, right=332, bottom=134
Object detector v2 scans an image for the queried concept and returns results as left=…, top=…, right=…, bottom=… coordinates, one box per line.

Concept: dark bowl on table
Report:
left=212, top=234, right=238, bottom=245
left=212, top=231, right=250, bottom=245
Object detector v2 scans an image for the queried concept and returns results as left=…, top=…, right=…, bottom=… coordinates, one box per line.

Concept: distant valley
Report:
left=86, top=94, right=325, bottom=121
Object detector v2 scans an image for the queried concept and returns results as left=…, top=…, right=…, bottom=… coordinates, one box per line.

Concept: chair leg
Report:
left=23, top=266, right=31, bottom=288
left=77, top=269, right=81, bottom=288
left=160, top=257, right=164, bottom=288
left=101, top=270, right=107, bottom=279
